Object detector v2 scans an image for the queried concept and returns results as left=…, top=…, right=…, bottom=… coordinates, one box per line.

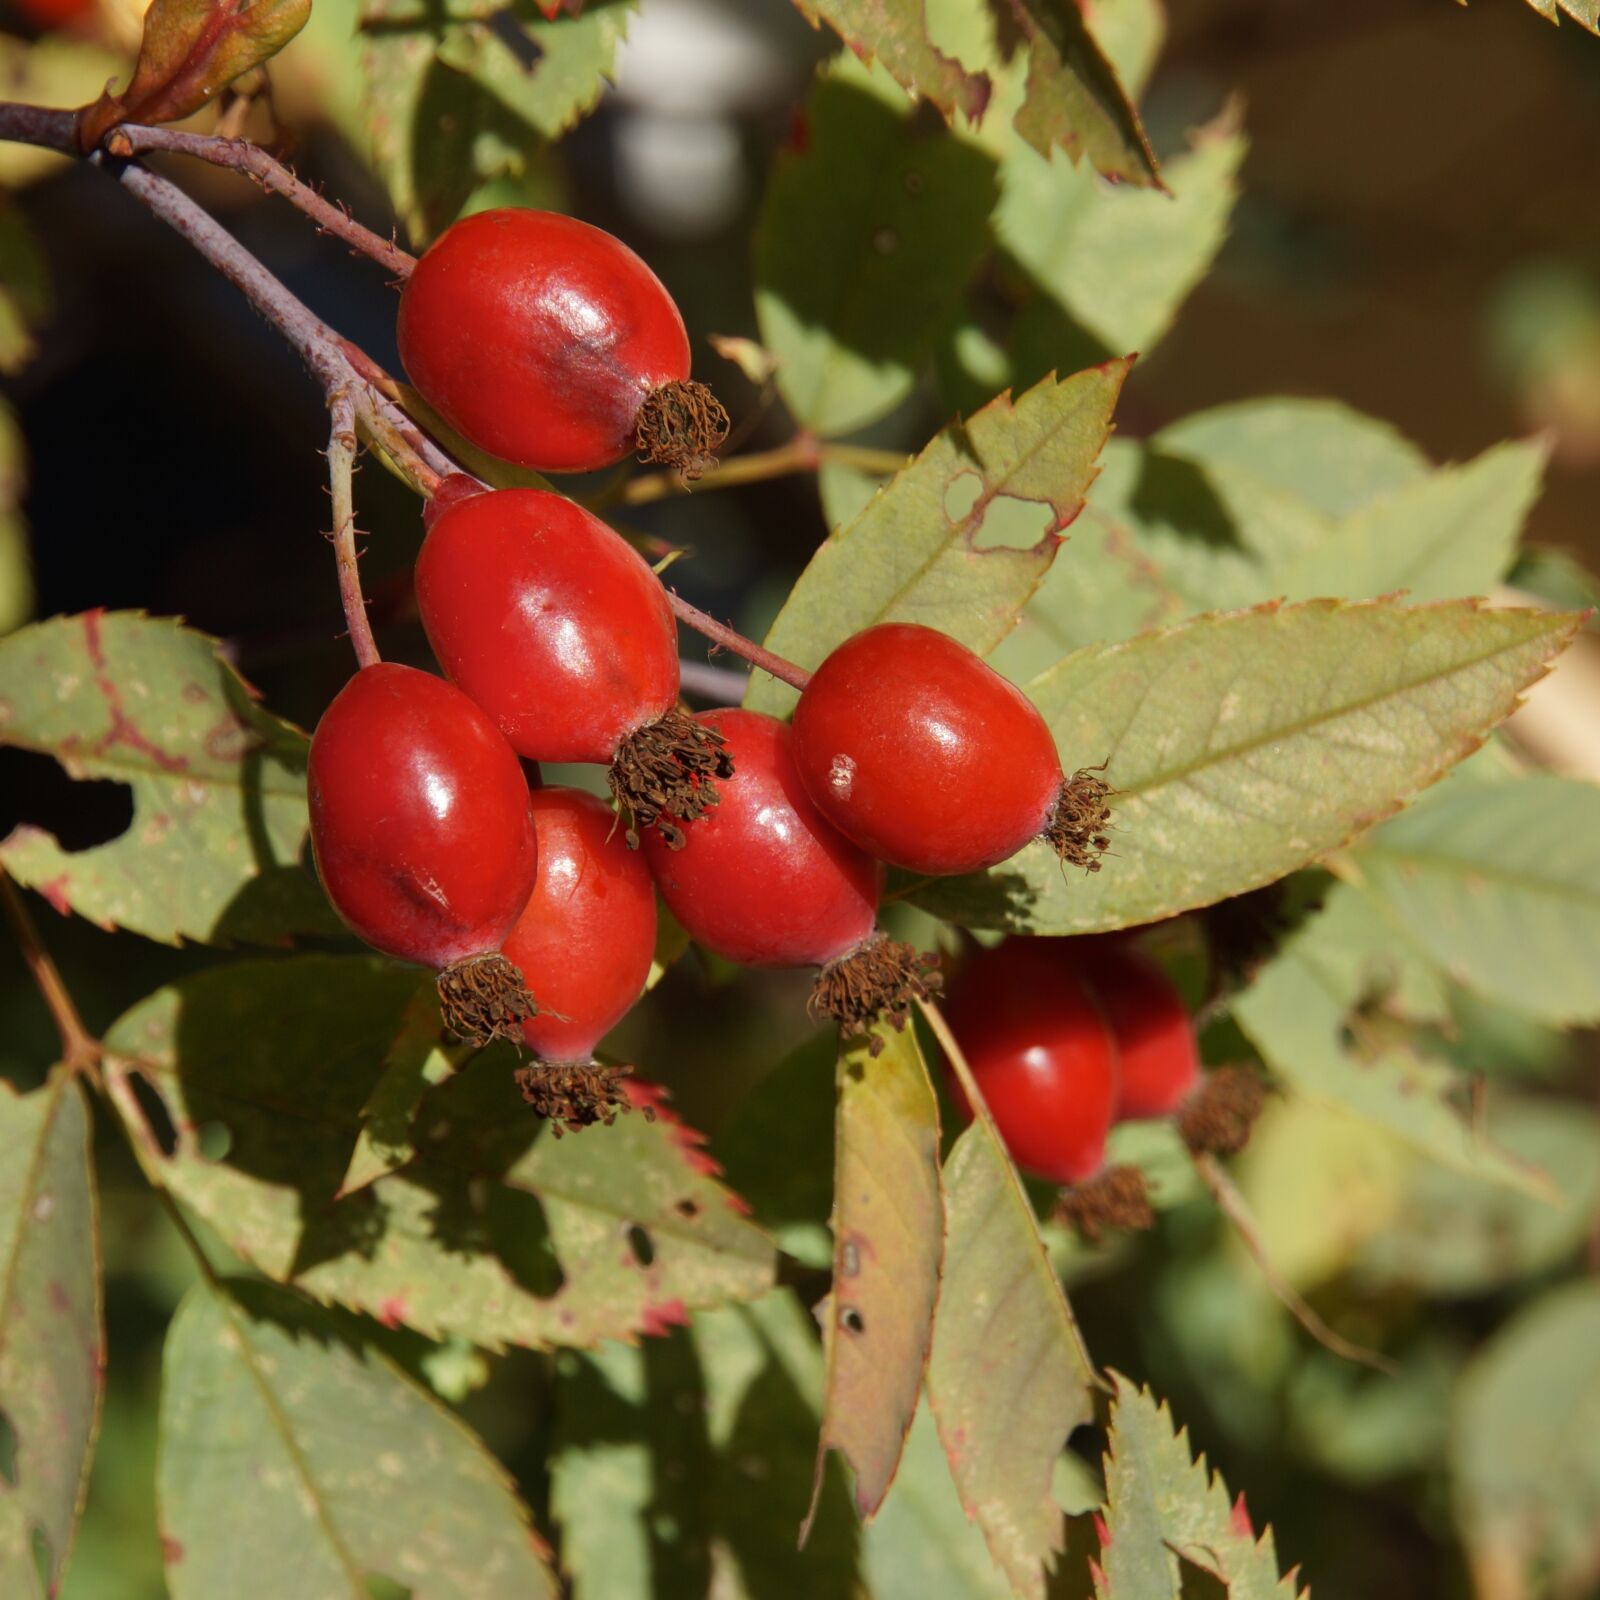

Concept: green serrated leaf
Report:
left=999, top=105, right=1245, bottom=362
left=747, top=361, right=1129, bottom=717
left=1233, top=882, right=1547, bottom=1195
left=0, top=611, right=338, bottom=947
left=158, top=1277, right=557, bottom=1599
left=1101, top=1375, right=1306, bottom=1598
left=1003, top=0, right=1160, bottom=187
left=1510, top=0, right=1600, bottom=33
left=105, top=956, right=774, bottom=1349
left=0, top=1075, right=101, bottom=1600
left=913, top=599, right=1579, bottom=935
left=1452, top=1281, right=1600, bottom=1596
left=925, top=1104, right=1096, bottom=1599
left=1341, top=774, right=1600, bottom=1026
left=790, top=0, right=991, bottom=122
left=755, top=54, right=998, bottom=437
left=811, top=1024, right=942, bottom=1523
left=551, top=1288, right=859, bottom=1599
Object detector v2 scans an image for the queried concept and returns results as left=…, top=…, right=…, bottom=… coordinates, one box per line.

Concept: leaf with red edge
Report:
left=79, top=0, right=312, bottom=150
left=104, top=955, right=774, bottom=1349
left=790, top=0, right=991, bottom=123
left=1003, top=0, right=1161, bottom=188
left=804, top=1023, right=943, bottom=1535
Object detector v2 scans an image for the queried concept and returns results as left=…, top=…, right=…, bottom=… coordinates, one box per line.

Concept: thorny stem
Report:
left=615, top=437, right=908, bottom=508
left=328, top=391, right=381, bottom=669
left=0, top=101, right=810, bottom=682
left=105, top=123, right=418, bottom=279
left=1, top=872, right=100, bottom=1075
left=666, top=589, right=811, bottom=691
left=1192, top=1152, right=1398, bottom=1374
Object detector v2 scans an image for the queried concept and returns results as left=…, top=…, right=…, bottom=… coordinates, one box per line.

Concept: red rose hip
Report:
left=415, top=486, right=732, bottom=846
left=1077, top=937, right=1200, bottom=1122
left=308, top=662, right=539, bottom=1043
left=397, top=208, right=727, bottom=476
left=791, top=622, right=1113, bottom=878
left=641, top=709, right=937, bottom=1040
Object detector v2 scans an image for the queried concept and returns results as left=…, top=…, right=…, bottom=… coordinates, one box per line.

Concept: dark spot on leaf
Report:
left=127, top=1071, right=178, bottom=1157
left=674, top=1197, right=700, bottom=1219
left=0, top=1406, right=17, bottom=1485
left=840, top=1306, right=866, bottom=1335
left=626, top=1223, right=656, bottom=1267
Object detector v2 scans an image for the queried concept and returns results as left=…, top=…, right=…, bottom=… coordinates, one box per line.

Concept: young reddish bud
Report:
left=414, top=487, right=731, bottom=846
left=308, top=663, right=539, bottom=1044
left=397, top=208, right=728, bottom=476
left=791, top=622, right=1112, bottom=878
left=502, top=787, right=659, bottom=1135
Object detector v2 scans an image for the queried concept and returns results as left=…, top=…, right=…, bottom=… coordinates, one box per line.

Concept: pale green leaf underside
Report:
left=914, top=599, right=1577, bottom=935
left=748, top=361, right=1128, bottom=717
left=926, top=1115, right=1096, bottom=1600
left=814, top=1024, right=943, bottom=1520
left=0, top=1077, right=100, bottom=1599
left=105, top=957, right=773, bottom=1350
left=1101, top=1376, right=1306, bottom=1599
left=159, top=1278, right=557, bottom=1599
left=1343, top=774, right=1600, bottom=1026
left=0, top=610, right=335, bottom=947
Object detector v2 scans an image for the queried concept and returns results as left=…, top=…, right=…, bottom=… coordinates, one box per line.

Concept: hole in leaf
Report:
left=840, top=1306, right=866, bottom=1335
left=674, top=1198, right=700, bottom=1219
left=31, top=1524, right=52, bottom=1589
left=970, top=494, right=1055, bottom=552
left=363, top=1575, right=413, bottom=1600
left=942, top=470, right=982, bottom=523
left=626, top=1224, right=656, bottom=1268
left=196, top=1121, right=232, bottom=1161
left=0, top=1406, right=17, bottom=1485
left=127, top=1071, right=178, bottom=1157
left=0, top=749, right=134, bottom=852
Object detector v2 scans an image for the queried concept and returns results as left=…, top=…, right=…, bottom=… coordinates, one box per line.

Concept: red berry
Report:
left=308, top=663, right=539, bottom=1042
left=415, top=487, right=732, bottom=845
left=502, top=787, right=657, bottom=1064
left=792, top=622, right=1081, bottom=877
left=642, top=709, right=881, bottom=968
left=397, top=208, right=727, bottom=476
left=942, top=938, right=1120, bottom=1186
left=1078, top=937, right=1200, bottom=1122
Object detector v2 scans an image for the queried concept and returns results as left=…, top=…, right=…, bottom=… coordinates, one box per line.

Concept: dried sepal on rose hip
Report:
left=501, top=787, right=659, bottom=1136
left=415, top=483, right=732, bottom=848
left=942, top=936, right=1153, bottom=1241
left=641, top=708, right=940, bottom=1048
left=397, top=208, right=729, bottom=478
left=1079, top=933, right=1265, bottom=1157
left=790, top=622, right=1114, bottom=879
left=308, top=663, right=539, bottom=1045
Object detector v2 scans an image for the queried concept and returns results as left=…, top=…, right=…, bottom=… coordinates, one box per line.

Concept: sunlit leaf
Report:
left=0, top=611, right=337, bottom=947
left=1452, top=1281, right=1600, bottom=1597
left=1342, top=774, right=1600, bottom=1025
left=811, top=1024, right=942, bottom=1523
left=926, top=1095, right=1096, bottom=1598
left=1100, top=1375, right=1306, bottom=1598
left=551, top=1289, right=859, bottom=1597
left=0, top=402, right=34, bottom=636
left=747, top=361, right=1129, bottom=717
left=914, top=599, right=1579, bottom=934
left=0, top=1075, right=101, bottom=1600
left=755, top=54, right=998, bottom=437
left=159, top=1277, right=557, bottom=1598
left=105, top=956, right=774, bottom=1349
left=1506, top=0, right=1600, bottom=35
left=789, top=0, right=991, bottom=122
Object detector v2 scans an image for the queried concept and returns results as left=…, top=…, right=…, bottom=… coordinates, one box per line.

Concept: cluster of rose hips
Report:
left=306, top=206, right=1116, bottom=1135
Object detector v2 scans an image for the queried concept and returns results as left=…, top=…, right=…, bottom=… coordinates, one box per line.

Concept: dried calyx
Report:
left=516, top=1061, right=653, bottom=1137
left=610, top=707, right=735, bottom=849
left=1042, top=766, right=1115, bottom=872
left=635, top=379, right=730, bottom=480
left=1176, top=1065, right=1266, bottom=1157
left=809, top=932, right=943, bottom=1053
left=437, top=952, right=538, bottom=1046
left=1053, top=1164, right=1154, bottom=1242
